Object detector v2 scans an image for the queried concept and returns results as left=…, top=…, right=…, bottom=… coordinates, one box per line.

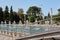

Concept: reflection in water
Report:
left=0, top=24, right=60, bottom=35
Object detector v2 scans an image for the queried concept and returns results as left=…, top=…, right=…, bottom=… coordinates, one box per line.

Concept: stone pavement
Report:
left=0, top=34, right=13, bottom=40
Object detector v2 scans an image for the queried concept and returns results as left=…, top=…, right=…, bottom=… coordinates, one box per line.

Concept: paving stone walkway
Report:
left=0, top=34, right=13, bottom=40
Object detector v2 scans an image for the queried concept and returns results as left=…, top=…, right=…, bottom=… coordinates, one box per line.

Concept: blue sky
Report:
left=0, top=0, right=60, bottom=16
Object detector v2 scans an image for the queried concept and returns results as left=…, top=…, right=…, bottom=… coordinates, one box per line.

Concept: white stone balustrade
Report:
left=0, top=30, right=25, bottom=40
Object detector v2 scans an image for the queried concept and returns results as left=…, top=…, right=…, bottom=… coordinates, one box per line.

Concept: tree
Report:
left=44, top=16, right=48, bottom=19
left=27, top=6, right=43, bottom=22
left=18, top=9, right=24, bottom=19
left=58, top=8, right=60, bottom=15
left=48, top=12, right=51, bottom=18
left=29, top=16, right=35, bottom=23
left=27, top=6, right=41, bottom=17
left=10, top=6, right=14, bottom=24
left=13, top=12, right=20, bottom=24
left=0, top=7, right=3, bottom=24
left=49, top=8, right=60, bottom=23
left=4, top=6, right=9, bottom=24
left=53, top=8, right=60, bottom=23
left=18, top=9, right=24, bottom=24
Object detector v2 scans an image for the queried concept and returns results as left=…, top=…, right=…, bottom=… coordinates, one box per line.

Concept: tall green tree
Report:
left=10, top=6, right=14, bottom=24
left=48, top=12, right=51, bottom=18
left=27, top=6, right=41, bottom=17
left=4, top=6, right=9, bottom=24
left=27, top=6, right=43, bottom=22
left=13, top=12, right=20, bottom=24
left=18, top=9, right=24, bottom=19
left=0, top=7, right=3, bottom=24
left=18, top=9, right=24, bottom=24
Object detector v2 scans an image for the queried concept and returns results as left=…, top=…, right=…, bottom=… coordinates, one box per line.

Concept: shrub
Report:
left=29, top=16, right=35, bottom=23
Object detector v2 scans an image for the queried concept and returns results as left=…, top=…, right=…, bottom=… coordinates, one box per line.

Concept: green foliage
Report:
left=44, top=16, right=48, bottom=19
left=29, top=16, right=35, bottom=23
left=27, top=6, right=43, bottom=22
left=9, top=6, right=14, bottom=24
left=27, top=6, right=41, bottom=16
left=0, top=7, right=3, bottom=23
left=53, top=14, right=60, bottom=21
left=18, top=9, right=24, bottom=19
left=48, top=12, right=51, bottom=18
left=52, top=8, right=60, bottom=23
left=4, top=6, right=9, bottom=24
left=1, top=6, right=60, bottom=24
left=58, top=8, right=60, bottom=11
left=52, top=8, right=60, bottom=22
left=0, top=6, right=21, bottom=24
left=58, top=8, right=60, bottom=15
left=18, top=9, right=24, bottom=24
left=37, top=16, right=43, bottom=22
left=13, top=12, right=20, bottom=24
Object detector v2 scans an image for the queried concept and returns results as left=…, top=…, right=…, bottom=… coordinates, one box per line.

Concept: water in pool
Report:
left=0, top=24, right=60, bottom=35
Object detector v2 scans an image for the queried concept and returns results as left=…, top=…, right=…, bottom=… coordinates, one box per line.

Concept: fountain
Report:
left=5, top=21, right=6, bottom=25
left=1, top=21, right=3, bottom=24
left=19, top=21, right=21, bottom=24
left=0, top=21, right=3, bottom=26
left=13, top=21, right=15, bottom=24
left=9, top=21, right=11, bottom=25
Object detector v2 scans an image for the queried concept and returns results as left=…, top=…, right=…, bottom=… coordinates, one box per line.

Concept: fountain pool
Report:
left=0, top=24, right=60, bottom=35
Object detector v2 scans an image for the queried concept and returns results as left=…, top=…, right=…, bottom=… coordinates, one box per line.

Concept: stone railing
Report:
left=0, top=30, right=25, bottom=40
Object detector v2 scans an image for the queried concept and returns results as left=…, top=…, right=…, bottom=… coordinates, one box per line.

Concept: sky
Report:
left=0, top=0, right=60, bottom=16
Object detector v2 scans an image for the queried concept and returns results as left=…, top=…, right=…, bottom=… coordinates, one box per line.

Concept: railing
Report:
left=0, top=30, right=26, bottom=40
left=16, top=30, right=60, bottom=40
